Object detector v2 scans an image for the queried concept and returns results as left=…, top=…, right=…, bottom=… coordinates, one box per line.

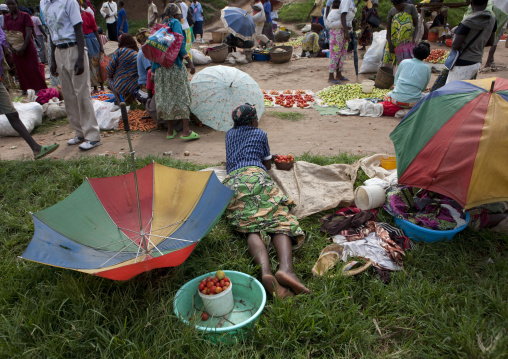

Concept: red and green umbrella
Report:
left=390, top=77, right=508, bottom=210
left=20, top=163, right=233, bottom=280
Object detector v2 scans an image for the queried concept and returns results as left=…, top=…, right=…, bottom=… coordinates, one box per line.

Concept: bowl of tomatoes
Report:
left=197, top=270, right=234, bottom=317
left=174, top=270, right=266, bottom=344
left=274, top=154, right=295, bottom=171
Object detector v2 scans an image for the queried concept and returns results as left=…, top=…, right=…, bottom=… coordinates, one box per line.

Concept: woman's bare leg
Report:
left=272, top=234, right=311, bottom=295
left=247, top=233, right=293, bottom=298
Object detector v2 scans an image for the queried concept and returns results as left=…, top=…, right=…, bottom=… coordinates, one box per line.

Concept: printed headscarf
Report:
left=232, top=104, right=257, bottom=126
left=136, top=28, right=150, bottom=44
left=162, top=3, right=182, bottom=22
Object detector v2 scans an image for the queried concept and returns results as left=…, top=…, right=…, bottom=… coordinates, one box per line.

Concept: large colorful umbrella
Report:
left=220, top=7, right=256, bottom=40
left=390, top=77, right=508, bottom=209
left=20, top=163, right=233, bottom=280
left=190, top=66, right=264, bottom=132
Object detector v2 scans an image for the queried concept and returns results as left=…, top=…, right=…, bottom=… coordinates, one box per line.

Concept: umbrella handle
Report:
left=120, top=102, right=130, bottom=132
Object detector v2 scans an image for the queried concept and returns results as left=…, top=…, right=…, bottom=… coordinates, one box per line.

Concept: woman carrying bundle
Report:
left=223, top=104, right=310, bottom=299
left=152, top=3, right=199, bottom=141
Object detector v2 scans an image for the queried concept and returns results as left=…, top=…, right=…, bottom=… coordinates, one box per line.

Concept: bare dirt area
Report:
left=2, top=34, right=508, bottom=164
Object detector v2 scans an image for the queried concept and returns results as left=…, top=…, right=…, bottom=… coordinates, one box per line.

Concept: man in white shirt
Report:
left=147, top=0, right=158, bottom=28
left=41, top=0, right=102, bottom=151
left=100, top=0, right=118, bottom=41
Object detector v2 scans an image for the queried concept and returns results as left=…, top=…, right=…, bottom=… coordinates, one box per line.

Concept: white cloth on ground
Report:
left=343, top=99, right=383, bottom=117
left=333, top=232, right=402, bottom=271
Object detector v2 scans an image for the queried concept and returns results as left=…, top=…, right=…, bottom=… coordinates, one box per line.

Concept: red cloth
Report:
left=146, top=69, right=154, bottom=92
left=36, top=88, right=60, bottom=105
left=81, top=10, right=98, bottom=35
left=381, top=101, right=403, bottom=117
left=4, top=11, right=47, bottom=92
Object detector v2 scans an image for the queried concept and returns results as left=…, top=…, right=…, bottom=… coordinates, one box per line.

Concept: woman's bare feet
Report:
left=275, top=269, right=310, bottom=295
left=262, top=274, right=294, bottom=299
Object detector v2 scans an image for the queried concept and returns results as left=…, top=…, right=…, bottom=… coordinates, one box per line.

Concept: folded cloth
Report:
left=320, top=206, right=377, bottom=236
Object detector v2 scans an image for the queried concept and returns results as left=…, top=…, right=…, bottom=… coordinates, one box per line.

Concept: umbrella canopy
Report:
left=20, top=163, right=233, bottom=280
left=190, top=66, right=264, bottom=132
left=220, top=7, right=256, bottom=40
left=390, top=77, right=508, bottom=209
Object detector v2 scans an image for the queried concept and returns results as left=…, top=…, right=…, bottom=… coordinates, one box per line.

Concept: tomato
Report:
left=201, top=312, right=209, bottom=321
left=215, top=287, right=223, bottom=294
left=212, top=278, right=219, bottom=284
left=224, top=277, right=230, bottom=283
left=207, top=281, right=214, bottom=288
left=210, top=286, right=216, bottom=293
left=198, top=283, right=205, bottom=291
left=201, top=289, right=207, bottom=295
left=220, top=279, right=225, bottom=286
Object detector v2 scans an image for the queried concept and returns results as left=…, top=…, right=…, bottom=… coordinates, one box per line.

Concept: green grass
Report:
left=30, top=118, right=70, bottom=135
left=269, top=111, right=305, bottom=121
left=0, top=155, right=507, bottom=358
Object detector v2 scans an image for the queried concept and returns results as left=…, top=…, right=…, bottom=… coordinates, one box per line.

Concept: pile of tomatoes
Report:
left=273, top=94, right=313, bottom=108
left=275, top=154, right=294, bottom=163
left=92, top=90, right=114, bottom=101
left=198, top=270, right=231, bottom=296
left=425, top=49, right=449, bottom=64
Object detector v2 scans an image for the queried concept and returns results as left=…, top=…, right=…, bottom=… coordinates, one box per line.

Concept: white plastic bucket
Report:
left=362, top=80, right=375, bottom=94
left=355, top=185, right=386, bottom=210
left=198, top=281, right=234, bottom=317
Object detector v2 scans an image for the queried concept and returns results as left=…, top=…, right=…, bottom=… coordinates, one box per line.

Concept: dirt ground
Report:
left=2, top=32, right=508, bottom=164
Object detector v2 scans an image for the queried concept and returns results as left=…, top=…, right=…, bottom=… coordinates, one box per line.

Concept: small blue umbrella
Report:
left=220, top=7, right=256, bottom=41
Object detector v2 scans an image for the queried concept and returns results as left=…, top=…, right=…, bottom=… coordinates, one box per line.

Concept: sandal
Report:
left=338, top=77, right=349, bottom=81
left=312, top=243, right=344, bottom=277
left=180, top=131, right=200, bottom=141
left=34, top=143, right=59, bottom=160
left=329, top=80, right=341, bottom=85
left=166, top=130, right=177, bottom=139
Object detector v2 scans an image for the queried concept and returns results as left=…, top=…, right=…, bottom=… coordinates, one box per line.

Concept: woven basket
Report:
left=275, top=160, right=294, bottom=171
left=269, top=46, right=293, bottom=64
left=211, top=31, right=227, bottom=43
left=208, top=44, right=228, bottom=63
left=375, top=66, right=394, bottom=89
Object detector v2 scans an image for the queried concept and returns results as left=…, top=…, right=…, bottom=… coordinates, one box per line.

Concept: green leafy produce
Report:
left=317, top=83, right=391, bottom=108
left=283, top=36, right=304, bottom=48
left=12, top=96, right=24, bottom=102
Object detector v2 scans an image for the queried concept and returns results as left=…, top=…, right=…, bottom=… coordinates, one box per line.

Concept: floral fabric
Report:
left=223, top=166, right=305, bottom=247
left=382, top=11, right=415, bottom=65
left=329, top=28, right=346, bottom=73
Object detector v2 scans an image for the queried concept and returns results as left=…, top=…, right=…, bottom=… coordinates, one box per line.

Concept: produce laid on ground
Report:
left=282, top=36, right=303, bottom=48
left=425, top=49, right=449, bottom=64
left=91, top=90, right=115, bottom=101
left=317, top=83, right=390, bottom=108
left=262, top=89, right=315, bottom=108
left=501, top=34, right=507, bottom=40
left=118, top=109, right=157, bottom=132
left=198, top=270, right=231, bottom=297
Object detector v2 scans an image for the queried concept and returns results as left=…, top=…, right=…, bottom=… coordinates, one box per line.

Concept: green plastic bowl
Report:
left=173, top=270, right=266, bottom=344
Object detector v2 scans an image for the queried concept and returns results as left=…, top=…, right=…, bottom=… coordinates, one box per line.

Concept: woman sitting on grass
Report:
left=222, top=104, right=311, bottom=299
left=385, top=42, right=431, bottom=108
left=106, top=33, right=139, bottom=104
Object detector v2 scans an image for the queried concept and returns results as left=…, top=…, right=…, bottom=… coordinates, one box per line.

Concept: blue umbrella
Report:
left=220, top=7, right=256, bottom=41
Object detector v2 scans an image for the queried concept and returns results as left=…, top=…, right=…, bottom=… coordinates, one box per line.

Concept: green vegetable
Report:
left=317, top=84, right=390, bottom=109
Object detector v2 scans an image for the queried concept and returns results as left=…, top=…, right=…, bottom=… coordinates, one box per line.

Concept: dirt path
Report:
left=2, top=29, right=508, bottom=163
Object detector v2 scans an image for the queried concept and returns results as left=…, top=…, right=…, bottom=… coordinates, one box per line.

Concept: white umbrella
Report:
left=190, top=66, right=265, bottom=132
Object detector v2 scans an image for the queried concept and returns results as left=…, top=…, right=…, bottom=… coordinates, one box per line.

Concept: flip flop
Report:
left=329, top=80, right=341, bottom=84
left=311, top=243, right=344, bottom=277
left=166, top=129, right=177, bottom=139
left=34, top=143, right=59, bottom=160
left=338, top=77, right=349, bottom=81
left=180, top=131, right=200, bottom=141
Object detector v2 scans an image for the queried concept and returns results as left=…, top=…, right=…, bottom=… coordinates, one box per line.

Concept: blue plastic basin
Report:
left=253, top=53, right=270, bottom=61
left=394, top=212, right=470, bottom=243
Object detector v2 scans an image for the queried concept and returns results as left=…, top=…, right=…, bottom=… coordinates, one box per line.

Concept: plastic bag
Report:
left=190, top=49, right=212, bottom=65
left=100, top=54, right=110, bottom=82
left=0, top=102, right=43, bottom=136
left=225, top=52, right=248, bottom=65
left=93, top=100, right=128, bottom=130
left=142, top=24, right=184, bottom=68
left=359, top=30, right=386, bottom=74
left=301, top=24, right=311, bottom=33
left=45, top=98, right=67, bottom=120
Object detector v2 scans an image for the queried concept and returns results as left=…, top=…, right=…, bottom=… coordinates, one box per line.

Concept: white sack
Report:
left=93, top=100, right=128, bottom=130
left=359, top=30, right=387, bottom=74
left=0, top=102, right=43, bottom=137
left=191, top=49, right=212, bottom=65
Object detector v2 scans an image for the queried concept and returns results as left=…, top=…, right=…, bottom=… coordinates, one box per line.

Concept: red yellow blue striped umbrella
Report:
left=20, top=163, right=233, bottom=280
left=390, top=77, right=508, bottom=210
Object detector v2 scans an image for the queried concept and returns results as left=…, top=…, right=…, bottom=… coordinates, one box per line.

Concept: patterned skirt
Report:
left=329, top=28, right=347, bottom=73
left=154, top=64, right=191, bottom=121
left=223, top=166, right=305, bottom=247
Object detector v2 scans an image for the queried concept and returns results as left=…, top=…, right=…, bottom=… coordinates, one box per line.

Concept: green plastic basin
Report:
left=173, top=270, right=266, bottom=344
